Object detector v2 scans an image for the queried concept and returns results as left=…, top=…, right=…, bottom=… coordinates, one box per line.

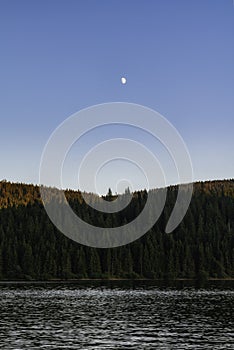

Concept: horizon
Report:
left=1, top=177, right=233, bottom=196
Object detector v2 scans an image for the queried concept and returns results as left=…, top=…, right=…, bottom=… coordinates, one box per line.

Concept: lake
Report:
left=0, top=280, right=233, bottom=349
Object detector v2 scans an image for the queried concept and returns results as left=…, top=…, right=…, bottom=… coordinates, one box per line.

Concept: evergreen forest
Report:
left=0, top=179, right=233, bottom=281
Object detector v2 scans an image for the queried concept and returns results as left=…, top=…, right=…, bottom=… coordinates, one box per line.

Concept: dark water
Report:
left=0, top=280, right=233, bottom=349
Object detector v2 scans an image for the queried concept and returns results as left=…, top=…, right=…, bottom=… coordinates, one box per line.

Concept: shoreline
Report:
left=0, top=278, right=234, bottom=283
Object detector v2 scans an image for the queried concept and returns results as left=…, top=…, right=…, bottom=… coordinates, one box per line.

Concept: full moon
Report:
left=121, top=77, right=127, bottom=85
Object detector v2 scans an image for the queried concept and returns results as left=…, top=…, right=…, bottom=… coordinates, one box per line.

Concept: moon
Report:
left=121, top=77, right=127, bottom=85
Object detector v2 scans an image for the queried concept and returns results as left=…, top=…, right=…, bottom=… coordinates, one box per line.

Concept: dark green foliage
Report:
left=0, top=179, right=233, bottom=280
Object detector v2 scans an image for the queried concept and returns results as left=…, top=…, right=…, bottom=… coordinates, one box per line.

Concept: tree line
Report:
left=0, top=179, right=233, bottom=280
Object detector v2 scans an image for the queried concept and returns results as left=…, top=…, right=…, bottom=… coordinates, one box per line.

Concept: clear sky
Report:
left=0, top=0, right=233, bottom=194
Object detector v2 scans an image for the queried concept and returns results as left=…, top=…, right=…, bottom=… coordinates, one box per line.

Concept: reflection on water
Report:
left=0, top=281, right=233, bottom=349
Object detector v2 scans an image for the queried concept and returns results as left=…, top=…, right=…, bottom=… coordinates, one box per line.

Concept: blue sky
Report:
left=0, top=0, right=233, bottom=194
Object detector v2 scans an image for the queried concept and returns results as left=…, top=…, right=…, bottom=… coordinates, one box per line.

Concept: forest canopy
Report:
left=0, top=179, right=233, bottom=280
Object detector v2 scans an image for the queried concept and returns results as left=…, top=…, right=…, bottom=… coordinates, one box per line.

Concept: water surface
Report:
left=0, top=280, right=233, bottom=349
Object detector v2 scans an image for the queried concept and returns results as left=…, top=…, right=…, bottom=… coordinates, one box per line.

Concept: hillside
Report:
left=0, top=179, right=233, bottom=280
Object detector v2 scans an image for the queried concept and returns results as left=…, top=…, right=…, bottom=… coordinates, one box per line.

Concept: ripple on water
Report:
left=0, top=282, right=233, bottom=349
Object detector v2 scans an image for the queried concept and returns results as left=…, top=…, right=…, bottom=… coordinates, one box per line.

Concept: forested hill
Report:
left=0, top=179, right=233, bottom=280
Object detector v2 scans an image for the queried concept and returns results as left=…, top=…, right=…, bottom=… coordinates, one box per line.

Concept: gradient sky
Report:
left=0, top=0, right=233, bottom=194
